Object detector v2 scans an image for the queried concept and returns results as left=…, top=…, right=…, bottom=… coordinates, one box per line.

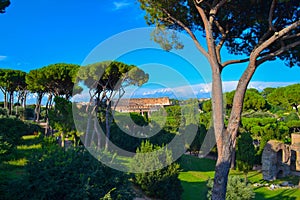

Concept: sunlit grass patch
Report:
left=4, top=158, right=27, bottom=167
left=178, top=155, right=300, bottom=200
left=17, top=143, right=41, bottom=150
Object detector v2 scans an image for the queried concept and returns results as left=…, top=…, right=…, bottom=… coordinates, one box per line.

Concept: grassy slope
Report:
left=0, top=135, right=42, bottom=198
left=179, top=155, right=300, bottom=200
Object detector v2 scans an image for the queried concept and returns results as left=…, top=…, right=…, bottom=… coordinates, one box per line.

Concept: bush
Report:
left=130, top=140, right=183, bottom=200
left=8, top=144, right=133, bottom=200
left=0, top=118, right=34, bottom=161
left=236, top=132, right=255, bottom=181
left=18, top=107, right=35, bottom=120
left=0, top=107, right=7, bottom=116
left=207, top=176, right=255, bottom=200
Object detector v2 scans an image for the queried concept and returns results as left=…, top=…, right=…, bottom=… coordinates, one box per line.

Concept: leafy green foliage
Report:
left=236, top=133, right=255, bottom=179
left=0, top=118, right=40, bottom=161
left=0, top=69, right=26, bottom=114
left=42, top=63, right=80, bottom=98
left=0, top=0, right=10, bottom=13
left=49, top=97, right=75, bottom=133
left=164, top=105, right=181, bottom=133
left=225, top=90, right=267, bottom=111
left=207, top=176, right=255, bottom=200
left=267, top=84, right=300, bottom=112
left=130, top=141, right=183, bottom=200
left=49, top=97, right=80, bottom=146
left=138, top=0, right=300, bottom=67
left=76, top=61, right=149, bottom=149
left=9, top=143, right=133, bottom=200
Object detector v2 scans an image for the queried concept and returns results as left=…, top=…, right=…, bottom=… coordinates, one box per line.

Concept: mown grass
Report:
left=179, top=155, right=300, bottom=200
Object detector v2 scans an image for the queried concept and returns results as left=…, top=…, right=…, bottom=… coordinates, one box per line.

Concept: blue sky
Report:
left=0, top=1, right=299, bottom=102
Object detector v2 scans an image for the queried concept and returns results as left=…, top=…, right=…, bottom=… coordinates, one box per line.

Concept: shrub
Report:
left=130, top=140, right=183, bottom=200
left=18, top=107, right=35, bottom=120
left=8, top=144, right=133, bottom=200
left=207, top=176, right=255, bottom=200
left=0, top=118, right=35, bottom=161
left=0, top=107, right=7, bottom=116
left=236, top=132, right=255, bottom=182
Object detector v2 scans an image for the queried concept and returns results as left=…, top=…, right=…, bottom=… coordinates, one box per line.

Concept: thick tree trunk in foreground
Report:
left=212, top=59, right=257, bottom=199
left=212, top=133, right=232, bottom=199
left=211, top=61, right=229, bottom=199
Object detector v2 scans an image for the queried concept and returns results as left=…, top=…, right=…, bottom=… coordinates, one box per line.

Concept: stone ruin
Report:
left=262, top=133, right=300, bottom=181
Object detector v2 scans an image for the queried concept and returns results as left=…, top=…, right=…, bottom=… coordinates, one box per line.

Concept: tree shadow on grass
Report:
left=255, top=188, right=298, bottom=200
left=179, top=155, right=216, bottom=172
left=181, top=180, right=209, bottom=200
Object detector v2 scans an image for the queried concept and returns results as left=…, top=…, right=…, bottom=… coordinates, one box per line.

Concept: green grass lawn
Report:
left=178, top=155, right=300, bottom=200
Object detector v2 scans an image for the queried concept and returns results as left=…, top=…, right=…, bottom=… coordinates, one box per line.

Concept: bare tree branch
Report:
left=209, top=0, right=228, bottom=25
left=214, top=19, right=228, bottom=63
left=282, top=33, right=300, bottom=40
left=195, top=0, right=228, bottom=67
left=222, top=57, right=250, bottom=68
left=193, top=0, right=220, bottom=64
left=269, top=0, right=277, bottom=32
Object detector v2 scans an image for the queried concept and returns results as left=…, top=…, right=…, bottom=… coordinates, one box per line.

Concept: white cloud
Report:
left=0, top=55, right=7, bottom=61
left=123, top=81, right=297, bottom=99
left=247, top=81, right=295, bottom=91
left=113, top=1, right=131, bottom=11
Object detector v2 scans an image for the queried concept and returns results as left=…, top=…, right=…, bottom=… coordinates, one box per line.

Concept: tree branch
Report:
left=282, top=33, right=300, bottom=40
left=258, top=0, right=277, bottom=45
left=222, top=57, right=250, bottom=68
left=193, top=1, right=218, bottom=61
left=161, top=8, right=209, bottom=58
left=269, top=0, right=277, bottom=32
left=214, top=20, right=228, bottom=63
left=257, top=40, right=300, bottom=65
left=204, top=0, right=228, bottom=66
left=252, top=19, right=300, bottom=58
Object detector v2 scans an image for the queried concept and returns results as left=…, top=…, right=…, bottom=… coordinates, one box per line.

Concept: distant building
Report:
left=113, top=97, right=171, bottom=116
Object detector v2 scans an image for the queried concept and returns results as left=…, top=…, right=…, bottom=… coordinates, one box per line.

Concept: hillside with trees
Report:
left=0, top=61, right=299, bottom=199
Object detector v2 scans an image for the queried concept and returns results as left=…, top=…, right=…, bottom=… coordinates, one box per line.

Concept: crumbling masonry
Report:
left=262, top=133, right=300, bottom=181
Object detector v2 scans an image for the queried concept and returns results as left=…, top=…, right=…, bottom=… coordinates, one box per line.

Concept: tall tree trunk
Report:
left=231, top=139, right=237, bottom=169
left=45, top=94, right=53, bottom=135
left=85, top=96, right=96, bottom=147
left=35, top=93, right=43, bottom=122
left=85, top=114, right=92, bottom=147
left=105, top=100, right=112, bottom=150
left=211, top=61, right=229, bottom=200
left=212, top=59, right=258, bottom=199
left=8, top=91, right=13, bottom=115
left=3, top=91, right=7, bottom=110
left=21, top=90, right=27, bottom=108
left=61, top=132, right=65, bottom=148
left=213, top=136, right=232, bottom=200
left=94, top=97, right=102, bottom=150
